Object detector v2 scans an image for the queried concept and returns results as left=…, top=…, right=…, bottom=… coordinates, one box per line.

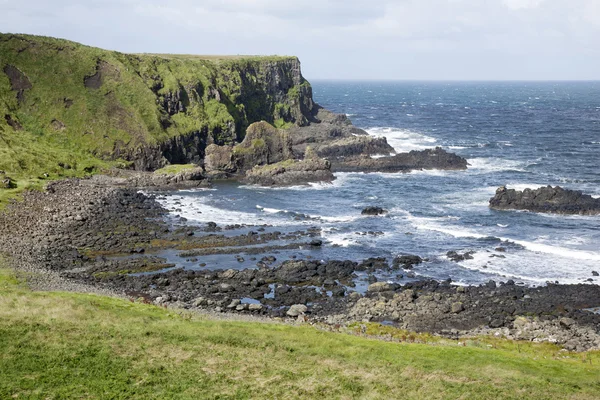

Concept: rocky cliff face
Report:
left=0, top=34, right=317, bottom=174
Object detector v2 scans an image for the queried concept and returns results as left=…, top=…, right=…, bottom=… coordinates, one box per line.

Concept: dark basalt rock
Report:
left=242, top=158, right=334, bottom=187
left=447, top=251, right=475, bottom=262
left=332, top=147, right=468, bottom=173
left=489, top=186, right=600, bottom=215
left=3, top=64, right=32, bottom=103
left=393, top=255, right=423, bottom=269
left=361, top=207, right=387, bottom=216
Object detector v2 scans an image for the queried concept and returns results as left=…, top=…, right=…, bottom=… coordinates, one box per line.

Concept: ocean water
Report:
left=158, top=81, right=600, bottom=287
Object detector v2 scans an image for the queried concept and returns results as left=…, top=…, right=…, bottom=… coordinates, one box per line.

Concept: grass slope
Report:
left=1, top=267, right=599, bottom=399
left=0, top=33, right=306, bottom=207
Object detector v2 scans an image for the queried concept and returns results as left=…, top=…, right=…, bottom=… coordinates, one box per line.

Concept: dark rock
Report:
left=489, top=186, right=600, bottom=215
left=243, top=158, right=334, bottom=187
left=446, top=251, right=475, bottom=262
left=361, top=207, right=387, bottom=216
left=332, top=147, right=468, bottom=173
left=393, top=255, right=423, bottom=269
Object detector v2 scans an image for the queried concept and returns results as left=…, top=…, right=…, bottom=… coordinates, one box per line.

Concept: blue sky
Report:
left=1, top=0, right=599, bottom=80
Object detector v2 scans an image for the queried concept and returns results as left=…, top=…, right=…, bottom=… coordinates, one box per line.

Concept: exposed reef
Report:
left=490, top=186, right=600, bottom=215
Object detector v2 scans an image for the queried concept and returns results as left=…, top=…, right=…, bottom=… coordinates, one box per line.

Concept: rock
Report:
left=361, top=207, right=387, bottom=216
left=331, top=147, right=468, bottom=173
left=193, top=297, right=208, bottom=307
left=218, top=283, right=234, bottom=292
left=451, top=302, right=464, bottom=313
left=248, top=303, right=263, bottom=311
left=559, top=317, right=575, bottom=329
left=243, top=158, right=334, bottom=187
left=367, top=282, right=399, bottom=293
left=393, top=255, right=423, bottom=269
left=447, top=251, right=475, bottom=262
left=204, top=144, right=236, bottom=175
left=227, top=299, right=241, bottom=309
left=310, top=239, right=323, bottom=247
left=287, top=304, right=308, bottom=317
left=489, top=185, right=600, bottom=215
left=0, top=172, right=17, bottom=189
left=221, top=269, right=237, bottom=279
left=592, top=271, right=599, bottom=277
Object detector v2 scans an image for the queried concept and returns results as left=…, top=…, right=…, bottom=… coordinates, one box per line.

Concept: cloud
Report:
left=502, top=0, right=546, bottom=10
left=0, top=0, right=598, bottom=79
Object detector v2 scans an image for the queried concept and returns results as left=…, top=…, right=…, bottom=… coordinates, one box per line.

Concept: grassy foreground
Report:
left=1, top=268, right=599, bottom=399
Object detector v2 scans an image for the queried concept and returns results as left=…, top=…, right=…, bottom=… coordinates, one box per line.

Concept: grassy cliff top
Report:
left=1, top=33, right=297, bottom=63
left=0, top=33, right=308, bottom=207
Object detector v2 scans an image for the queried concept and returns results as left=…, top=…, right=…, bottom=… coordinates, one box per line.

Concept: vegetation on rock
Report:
left=0, top=33, right=315, bottom=205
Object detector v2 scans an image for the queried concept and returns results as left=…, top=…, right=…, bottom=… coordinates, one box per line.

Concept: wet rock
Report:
left=592, top=271, right=599, bottom=277
left=332, top=147, right=468, bottom=173
left=361, top=207, right=387, bottom=216
left=447, top=251, right=475, bottom=262
left=490, top=185, right=600, bottom=215
left=393, top=255, right=423, bottom=269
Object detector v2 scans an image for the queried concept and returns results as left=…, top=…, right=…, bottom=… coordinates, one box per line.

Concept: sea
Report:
left=156, top=81, right=600, bottom=288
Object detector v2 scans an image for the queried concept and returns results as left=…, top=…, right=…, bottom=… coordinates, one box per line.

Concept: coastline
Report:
left=1, top=175, right=599, bottom=351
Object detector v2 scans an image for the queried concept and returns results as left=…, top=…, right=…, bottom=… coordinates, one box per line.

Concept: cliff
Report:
left=0, top=33, right=317, bottom=183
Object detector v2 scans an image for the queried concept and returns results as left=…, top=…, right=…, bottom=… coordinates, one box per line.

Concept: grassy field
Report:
left=1, top=267, right=599, bottom=399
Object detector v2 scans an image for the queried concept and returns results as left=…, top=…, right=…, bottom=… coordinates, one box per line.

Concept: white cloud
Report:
left=502, top=0, right=546, bottom=10
left=0, top=0, right=598, bottom=79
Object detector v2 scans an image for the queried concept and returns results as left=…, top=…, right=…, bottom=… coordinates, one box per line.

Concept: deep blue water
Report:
left=158, top=81, right=600, bottom=287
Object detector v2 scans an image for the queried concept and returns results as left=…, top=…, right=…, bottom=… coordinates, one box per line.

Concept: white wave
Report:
left=316, top=215, right=361, bottom=223
left=345, top=113, right=356, bottom=117
left=467, top=158, right=527, bottom=173
left=456, top=247, right=599, bottom=285
left=370, top=153, right=394, bottom=159
left=321, top=229, right=355, bottom=247
left=156, top=195, right=299, bottom=227
left=497, top=224, right=509, bottom=228
left=448, top=146, right=467, bottom=150
left=411, top=214, right=600, bottom=263
left=506, top=238, right=600, bottom=261
left=365, top=127, right=437, bottom=153
left=256, top=205, right=285, bottom=214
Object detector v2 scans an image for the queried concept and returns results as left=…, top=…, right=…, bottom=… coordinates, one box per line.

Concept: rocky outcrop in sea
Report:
left=490, top=186, right=600, bottom=215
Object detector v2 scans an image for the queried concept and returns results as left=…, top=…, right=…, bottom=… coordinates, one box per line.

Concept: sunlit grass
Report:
left=1, top=265, right=599, bottom=399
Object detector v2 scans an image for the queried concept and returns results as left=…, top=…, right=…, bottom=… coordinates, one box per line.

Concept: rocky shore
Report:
left=1, top=178, right=599, bottom=351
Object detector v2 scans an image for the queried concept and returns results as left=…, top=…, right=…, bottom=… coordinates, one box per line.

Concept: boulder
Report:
left=489, top=186, right=600, bottom=215
left=286, top=304, right=308, bottom=317
left=367, top=282, right=399, bottom=293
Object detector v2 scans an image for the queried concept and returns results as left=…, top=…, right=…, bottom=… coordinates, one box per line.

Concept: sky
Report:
left=1, top=0, right=599, bottom=80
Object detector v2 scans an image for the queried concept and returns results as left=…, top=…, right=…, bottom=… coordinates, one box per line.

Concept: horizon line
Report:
left=307, top=78, right=600, bottom=83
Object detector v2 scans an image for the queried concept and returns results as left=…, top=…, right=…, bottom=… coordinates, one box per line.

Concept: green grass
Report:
left=1, top=267, right=599, bottom=399
left=154, top=163, right=198, bottom=175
